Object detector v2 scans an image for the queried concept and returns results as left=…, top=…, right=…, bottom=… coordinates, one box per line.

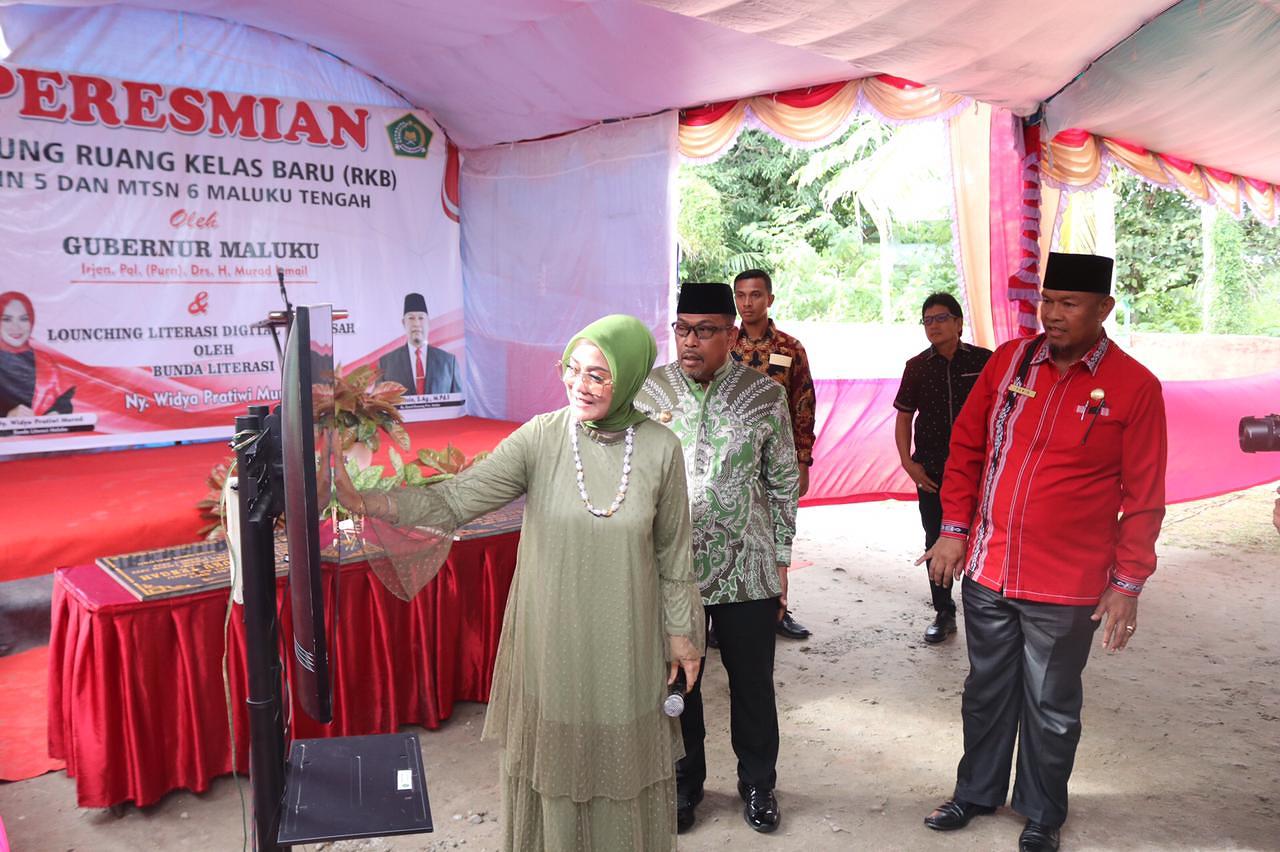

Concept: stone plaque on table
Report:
left=95, top=534, right=290, bottom=601
left=96, top=498, right=525, bottom=601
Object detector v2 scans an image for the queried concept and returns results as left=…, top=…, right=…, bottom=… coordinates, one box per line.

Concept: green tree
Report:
left=1209, top=215, right=1249, bottom=333
left=1237, top=213, right=1280, bottom=335
left=1111, top=168, right=1280, bottom=335
left=1111, top=170, right=1203, bottom=332
left=677, top=170, right=765, bottom=282
left=678, top=121, right=957, bottom=324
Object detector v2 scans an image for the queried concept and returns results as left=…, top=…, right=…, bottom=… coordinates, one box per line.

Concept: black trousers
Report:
left=953, top=579, right=1099, bottom=827
left=917, top=487, right=955, bottom=614
left=677, top=596, right=780, bottom=793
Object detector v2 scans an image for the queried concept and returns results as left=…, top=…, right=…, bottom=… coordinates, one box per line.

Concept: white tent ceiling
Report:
left=649, top=0, right=1280, bottom=183
left=0, top=0, right=858, bottom=147
left=3, top=0, right=1279, bottom=181
left=642, top=0, right=1176, bottom=115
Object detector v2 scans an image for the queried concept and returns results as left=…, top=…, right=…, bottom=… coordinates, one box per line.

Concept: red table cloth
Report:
left=3, top=416, right=520, bottom=583
left=47, top=532, right=518, bottom=808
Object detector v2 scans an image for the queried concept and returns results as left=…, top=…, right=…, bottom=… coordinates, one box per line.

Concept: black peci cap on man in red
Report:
left=1041, top=252, right=1113, bottom=295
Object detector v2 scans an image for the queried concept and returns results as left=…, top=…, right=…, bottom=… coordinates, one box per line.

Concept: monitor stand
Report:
left=277, top=732, right=434, bottom=845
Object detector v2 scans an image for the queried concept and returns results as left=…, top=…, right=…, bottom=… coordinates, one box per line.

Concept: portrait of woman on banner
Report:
left=0, top=291, right=75, bottom=418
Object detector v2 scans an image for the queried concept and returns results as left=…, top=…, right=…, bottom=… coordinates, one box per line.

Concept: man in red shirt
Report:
left=919, top=253, right=1167, bottom=852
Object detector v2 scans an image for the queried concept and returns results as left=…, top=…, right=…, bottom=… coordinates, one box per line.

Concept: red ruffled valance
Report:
left=1043, top=129, right=1277, bottom=224
left=678, top=75, right=968, bottom=161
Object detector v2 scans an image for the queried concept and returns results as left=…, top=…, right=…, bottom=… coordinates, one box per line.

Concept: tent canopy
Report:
left=4, top=0, right=1280, bottom=183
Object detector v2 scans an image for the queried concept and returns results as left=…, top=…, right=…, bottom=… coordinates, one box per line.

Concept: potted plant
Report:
left=314, top=364, right=410, bottom=468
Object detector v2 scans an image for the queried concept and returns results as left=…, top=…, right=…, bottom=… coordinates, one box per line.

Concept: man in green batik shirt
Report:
left=636, top=282, right=799, bottom=837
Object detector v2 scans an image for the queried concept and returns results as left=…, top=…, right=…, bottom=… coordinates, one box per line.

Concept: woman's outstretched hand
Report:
left=331, top=454, right=363, bottom=515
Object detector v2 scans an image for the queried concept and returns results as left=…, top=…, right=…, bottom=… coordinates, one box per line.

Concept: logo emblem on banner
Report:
left=387, top=114, right=432, bottom=158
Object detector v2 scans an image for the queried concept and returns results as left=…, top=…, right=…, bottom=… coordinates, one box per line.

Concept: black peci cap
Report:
left=1042, top=252, right=1113, bottom=295
left=675, top=282, right=736, bottom=315
left=403, top=292, right=428, bottom=315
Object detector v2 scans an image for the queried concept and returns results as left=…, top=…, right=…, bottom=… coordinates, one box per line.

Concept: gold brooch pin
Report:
left=659, top=410, right=673, bottom=423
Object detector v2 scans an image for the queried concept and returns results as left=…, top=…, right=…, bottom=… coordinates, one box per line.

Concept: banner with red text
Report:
left=0, top=62, right=464, bottom=455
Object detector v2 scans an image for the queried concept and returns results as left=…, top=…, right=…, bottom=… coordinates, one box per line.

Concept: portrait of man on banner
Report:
left=376, top=292, right=461, bottom=397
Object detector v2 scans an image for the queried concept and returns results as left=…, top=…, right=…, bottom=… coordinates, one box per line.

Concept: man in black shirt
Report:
left=893, top=293, right=992, bottom=643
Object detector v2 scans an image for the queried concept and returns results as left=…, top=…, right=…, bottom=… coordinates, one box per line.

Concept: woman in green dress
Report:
left=337, top=314, right=704, bottom=850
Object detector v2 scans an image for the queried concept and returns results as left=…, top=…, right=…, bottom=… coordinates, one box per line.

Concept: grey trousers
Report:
left=953, top=579, right=1100, bottom=827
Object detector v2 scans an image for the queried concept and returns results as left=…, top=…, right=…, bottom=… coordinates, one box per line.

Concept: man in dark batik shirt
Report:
left=731, top=269, right=816, bottom=641
left=893, top=292, right=991, bottom=644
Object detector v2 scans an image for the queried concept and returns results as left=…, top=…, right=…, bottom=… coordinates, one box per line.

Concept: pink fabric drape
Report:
left=987, top=110, right=1024, bottom=344
left=804, top=374, right=1280, bottom=508
left=1162, top=371, right=1280, bottom=502
left=950, top=105, right=1042, bottom=349
left=805, top=378, right=911, bottom=505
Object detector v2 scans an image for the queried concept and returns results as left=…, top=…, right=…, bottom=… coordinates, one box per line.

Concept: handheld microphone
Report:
left=663, top=670, right=687, bottom=717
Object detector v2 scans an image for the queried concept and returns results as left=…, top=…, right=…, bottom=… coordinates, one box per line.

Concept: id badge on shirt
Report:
left=768, top=353, right=792, bottom=368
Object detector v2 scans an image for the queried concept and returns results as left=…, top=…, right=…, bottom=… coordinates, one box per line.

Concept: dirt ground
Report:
left=2, top=483, right=1277, bottom=852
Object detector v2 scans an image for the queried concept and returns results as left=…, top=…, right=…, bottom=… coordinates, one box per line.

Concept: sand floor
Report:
left=2, top=484, right=1277, bottom=851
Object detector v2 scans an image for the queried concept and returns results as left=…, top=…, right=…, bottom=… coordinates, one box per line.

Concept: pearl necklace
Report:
left=569, top=421, right=634, bottom=517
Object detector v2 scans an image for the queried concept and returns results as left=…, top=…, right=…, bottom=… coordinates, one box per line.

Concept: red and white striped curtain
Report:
left=1041, top=130, right=1277, bottom=225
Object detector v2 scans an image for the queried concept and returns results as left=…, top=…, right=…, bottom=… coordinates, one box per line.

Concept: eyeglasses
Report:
left=558, top=361, right=613, bottom=394
left=671, top=321, right=730, bottom=340
left=920, top=313, right=958, bottom=326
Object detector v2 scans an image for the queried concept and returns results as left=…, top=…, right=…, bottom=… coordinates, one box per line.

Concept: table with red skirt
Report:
left=47, top=532, right=519, bottom=809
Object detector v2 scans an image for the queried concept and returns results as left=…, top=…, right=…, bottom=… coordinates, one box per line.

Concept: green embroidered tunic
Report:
left=384, top=408, right=703, bottom=850
left=635, top=360, right=799, bottom=605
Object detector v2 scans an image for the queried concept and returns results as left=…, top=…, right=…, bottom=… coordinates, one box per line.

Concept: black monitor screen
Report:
left=281, top=303, right=334, bottom=724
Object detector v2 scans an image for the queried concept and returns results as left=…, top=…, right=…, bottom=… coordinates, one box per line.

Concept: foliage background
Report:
left=679, top=123, right=1280, bottom=337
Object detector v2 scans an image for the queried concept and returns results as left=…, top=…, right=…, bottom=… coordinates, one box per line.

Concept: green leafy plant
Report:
left=417, top=443, right=490, bottom=478
left=313, top=364, right=410, bottom=452
left=326, top=444, right=491, bottom=523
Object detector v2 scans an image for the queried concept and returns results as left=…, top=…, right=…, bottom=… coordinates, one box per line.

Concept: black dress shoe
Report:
left=923, top=798, right=996, bottom=831
left=924, top=610, right=957, bottom=644
left=776, top=610, right=811, bottom=639
left=676, top=787, right=702, bottom=834
left=1019, top=820, right=1060, bottom=852
left=737, top=781, right=780, bottom=833
left=706, top=624, right=719, bottom=649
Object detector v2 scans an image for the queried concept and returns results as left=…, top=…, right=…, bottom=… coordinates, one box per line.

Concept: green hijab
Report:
left=561, top=314, right=657, bottom=431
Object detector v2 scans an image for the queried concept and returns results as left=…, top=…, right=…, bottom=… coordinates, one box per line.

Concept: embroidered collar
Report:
left=736, top=319, right=777, bottom=344
left=678, top=355, right=735, bottom=392
left=1030, top=330, right=1110, bottom=375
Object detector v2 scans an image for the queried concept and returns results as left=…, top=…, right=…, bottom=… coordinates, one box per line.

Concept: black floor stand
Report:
left=233, top=408, right=432, bottom=851
left=235, top=408, right=288, bottom=852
